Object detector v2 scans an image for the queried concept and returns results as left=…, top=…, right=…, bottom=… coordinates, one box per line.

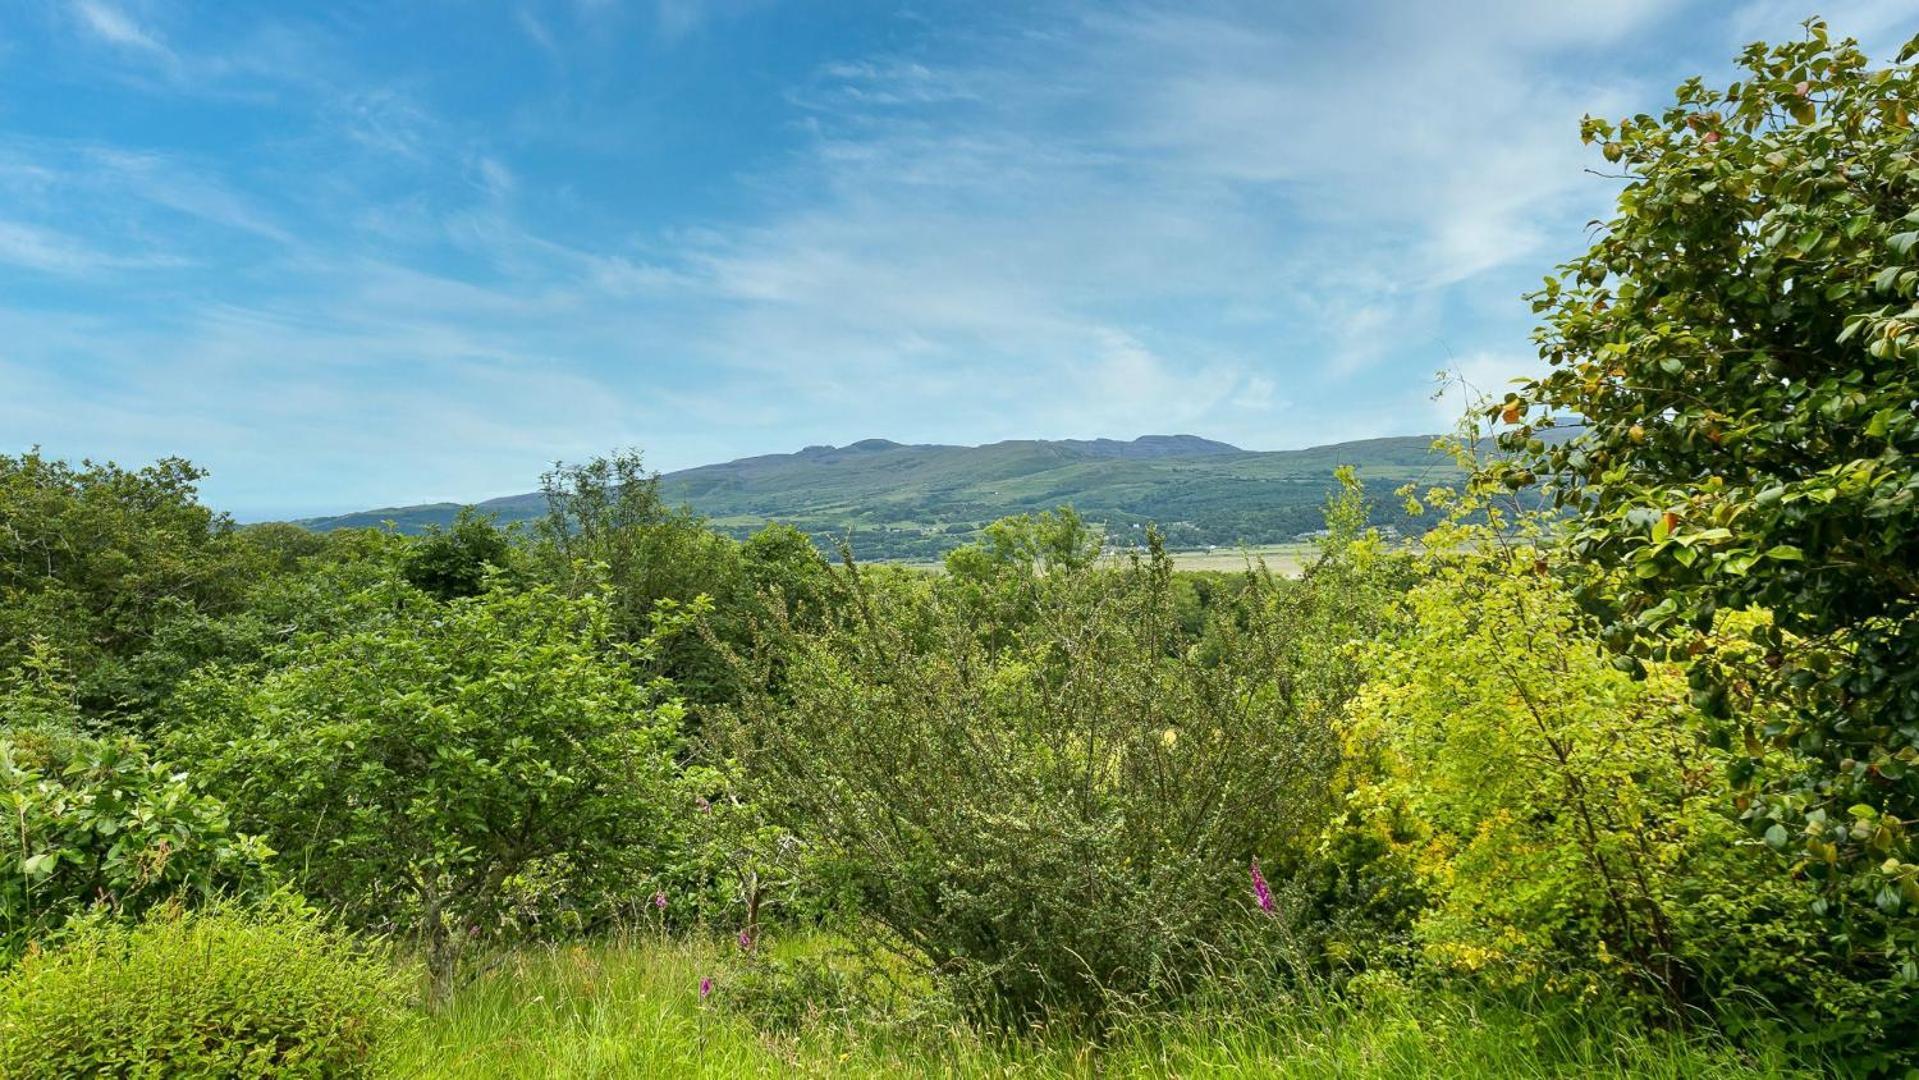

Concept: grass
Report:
left=1164, top=543, right=1314, bottom=574
left=383, top=935, right=1813, bottom=1078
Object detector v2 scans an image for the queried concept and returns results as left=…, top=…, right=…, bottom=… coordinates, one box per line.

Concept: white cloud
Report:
left=0, top=218, right=183, bottom=274
left=583, top=0, right=1677, bottom=452
left=12, top=0, right=1850, bottom=513
left=70, top=0, right=171, bottom=57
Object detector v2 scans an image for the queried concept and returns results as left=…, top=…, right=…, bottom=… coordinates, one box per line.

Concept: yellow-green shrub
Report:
left=1336, top=515, right=1895, bottom=1062
left=0, top=898, right=412, bottom=1078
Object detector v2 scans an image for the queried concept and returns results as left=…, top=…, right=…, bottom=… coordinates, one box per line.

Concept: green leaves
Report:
left=1, top=732, right=271, bottom=958
left=168, top=576, right=688, bottom=999
left=1492, top=23, right=1919, bottom=1036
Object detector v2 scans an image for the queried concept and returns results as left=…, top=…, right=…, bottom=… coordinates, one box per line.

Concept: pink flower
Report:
left=737, top=928, right=755, bottom=951
left=652, top=890, right=668, bottom=910
left=1250, top=857, right=1275, bottom=913
left=699, top=976, right=713, bottom=999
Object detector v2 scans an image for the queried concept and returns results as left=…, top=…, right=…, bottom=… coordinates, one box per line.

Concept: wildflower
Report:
left=1250, top=857, right=1275, bottom=913
left=700, top=976, right=713, bottom=999
left=653, top=890, right=668, bottom=910
left=737, top=928, right=755, bottom=951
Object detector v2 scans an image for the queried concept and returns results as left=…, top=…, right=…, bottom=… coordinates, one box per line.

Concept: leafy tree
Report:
left=0, top=452, right=259, bottom=721
left=1494, top=24, right=1919, bottom=974
left=532, top=451, right=746, bottom=698
left=1335, top=503, right=1904, bottom=1061
left=167, top=577, right=688, bottom=1004
left=402, top=507, right=514, bottom=600
left=939, top=507, right=1105, bottom=653
left=739, top=523, right=838, bottom=630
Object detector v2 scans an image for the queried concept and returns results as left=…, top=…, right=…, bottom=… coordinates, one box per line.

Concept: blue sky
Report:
left=2, top=1, right=1914, bottom=518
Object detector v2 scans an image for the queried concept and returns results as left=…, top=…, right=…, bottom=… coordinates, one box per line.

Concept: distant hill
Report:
left=293, top=433, right=1456, bottom=560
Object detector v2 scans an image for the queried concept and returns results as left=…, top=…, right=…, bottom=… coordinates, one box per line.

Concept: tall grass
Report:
left=384, top=935, right=1814, bottom=1078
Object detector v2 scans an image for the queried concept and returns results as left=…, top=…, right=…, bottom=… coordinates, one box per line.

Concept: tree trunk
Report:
left=422, top=889, right=457, bottom=1010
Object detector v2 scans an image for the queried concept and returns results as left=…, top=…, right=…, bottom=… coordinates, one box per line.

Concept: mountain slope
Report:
left=294, top=433, right=1453, bottom=559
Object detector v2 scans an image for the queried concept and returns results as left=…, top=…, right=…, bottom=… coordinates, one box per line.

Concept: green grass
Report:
left=384, top=936, right=1812, bottom=1078
left=1165, top=543, right=1315, bottom=574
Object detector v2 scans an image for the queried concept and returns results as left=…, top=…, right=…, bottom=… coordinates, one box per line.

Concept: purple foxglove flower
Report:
left=653, top=890, right=668, bottom=910
left=1250, top=857, right=1275, bottom=913
left=700, top=976, right=713, bottom=999
left=737, top=928, right=755, bottom=950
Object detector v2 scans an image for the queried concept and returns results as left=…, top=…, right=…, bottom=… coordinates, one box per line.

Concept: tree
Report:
left=168, top=577, right=687, bottom=1004
left=1494, top=23, right=1919, bottom=977
left=531, top=451, right=746, bottom=698
left=1337, top=509, right=1875, bottom=1043
left=402, top=507, right=514, bottom=600
left=0, top=452, right=258, bottom=721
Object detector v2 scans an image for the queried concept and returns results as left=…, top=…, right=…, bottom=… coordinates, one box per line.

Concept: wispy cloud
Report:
left=6, top=0, right=1903, bottom=515
left=0, top=219, right=184, bottom=274
left=70, top=0, right=172, bottom=57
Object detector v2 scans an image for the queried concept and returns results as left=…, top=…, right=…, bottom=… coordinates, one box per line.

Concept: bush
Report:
left=716, top=497, right=1400, bottom=1028
left=1493, top=22, right=1919, bottom=991
left=0, top=732, right=272, bottom=958
left=1, top=649, right=271, bottom=956
left=167, top=576, right=688, bottom=1004
left=1336, top=507, right=1903, bottom=1066
left=0, top=451, right=264, bottom=723
left=0, top=899, right=412, bottom=1078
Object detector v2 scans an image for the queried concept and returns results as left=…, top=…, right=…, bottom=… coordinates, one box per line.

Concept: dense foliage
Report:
left=0, top=453, right=263, bottom=722
left=1495, top=22, right=1919, bottom=1042
left=0, top=900, right=410, bottom=1078
left=1340, top=501, right=1902, bottom=1062
left=715, top=499, right=1396, bottom=1026
left=166, top=577, right=689, bottom=1003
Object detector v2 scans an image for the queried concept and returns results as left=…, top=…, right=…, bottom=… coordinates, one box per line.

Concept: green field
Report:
left=1165, top=543, right=1316, bottom=574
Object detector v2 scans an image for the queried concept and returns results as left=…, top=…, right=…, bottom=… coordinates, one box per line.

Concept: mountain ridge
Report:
left=293, top=432, right=1451, bottom=560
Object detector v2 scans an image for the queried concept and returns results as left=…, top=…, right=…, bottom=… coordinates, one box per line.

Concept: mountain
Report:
left=293, top=433, right=1454, bottom=560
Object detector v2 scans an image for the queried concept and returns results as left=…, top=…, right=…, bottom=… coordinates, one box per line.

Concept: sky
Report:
left=2, top=1, right=1915, bottom=518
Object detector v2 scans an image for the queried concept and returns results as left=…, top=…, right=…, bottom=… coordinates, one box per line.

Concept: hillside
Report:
left=294, top=433, right=1455, bottom=560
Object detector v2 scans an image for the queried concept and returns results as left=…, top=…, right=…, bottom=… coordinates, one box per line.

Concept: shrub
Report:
left=0, top=451, right=263, bottom=723
left=0, top=898, right=412, bottom=1078
left=1, top=649, right=271, bottom=956
left=167, top=576, right=688, bottom=1004
left=1337, top=507, right=1905, bottom=1066
left=1491, top=22, right=1919, bottom=984
left=716, top=496, right=1400, bottom=1028
left=401, top=507, right=515, bottom=600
